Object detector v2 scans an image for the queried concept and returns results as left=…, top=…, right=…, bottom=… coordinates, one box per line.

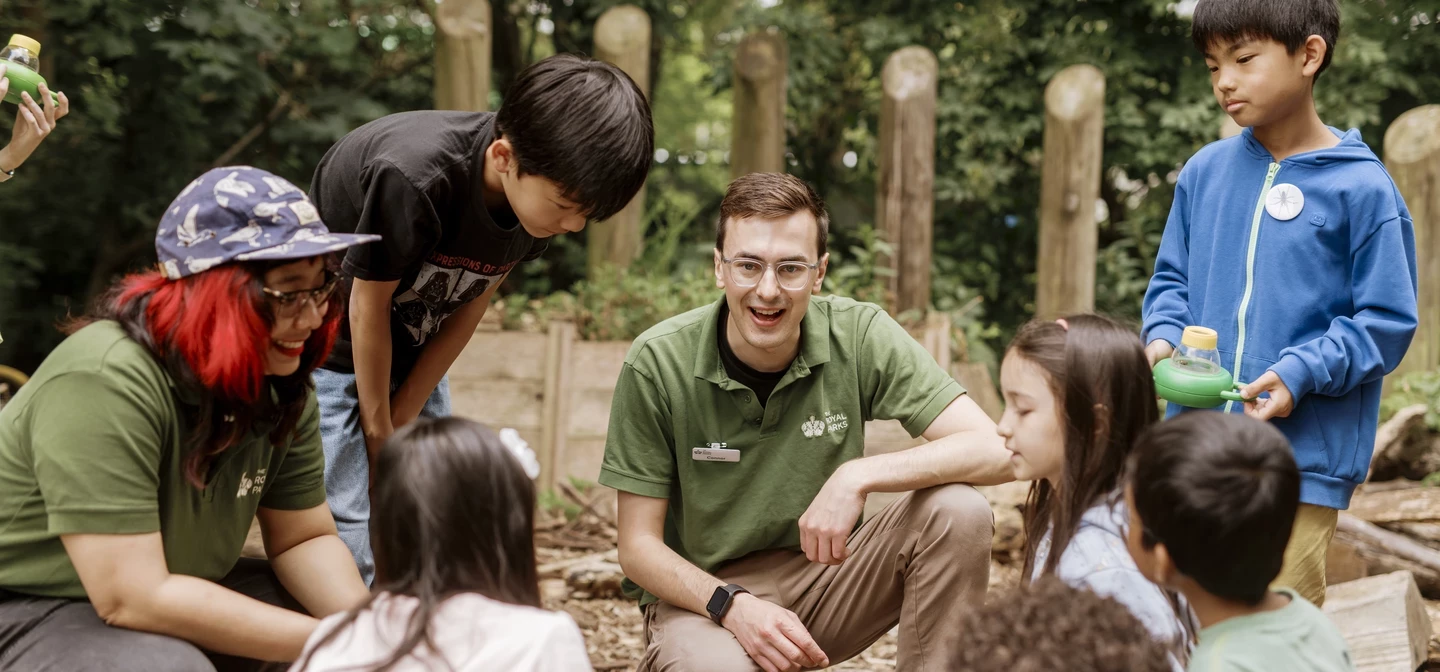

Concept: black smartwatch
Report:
left=706, top=583, right=749, bottom=625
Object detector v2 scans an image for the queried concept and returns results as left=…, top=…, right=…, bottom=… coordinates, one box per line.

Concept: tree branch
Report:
left=211, top=89, right=293, bottom=168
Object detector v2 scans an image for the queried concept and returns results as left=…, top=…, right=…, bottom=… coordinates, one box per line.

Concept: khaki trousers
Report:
left=1272, top=503, right=1338, bottom=606
left=639, top=484, right=993, bottom=672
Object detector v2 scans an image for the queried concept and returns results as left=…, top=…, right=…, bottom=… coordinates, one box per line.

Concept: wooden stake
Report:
left=1036, top=64, right=1105, bottom=319
left=730, top=31, right=787, bottom=179
left=539, top=320, right=576, bottom=493
left=434, top=0, right=492, bottom=112
left=1385, top=105, right=1440, bottom=380
left=877, top=46, right=939, bottom=316
left=589, top=5, right=651, bottom=274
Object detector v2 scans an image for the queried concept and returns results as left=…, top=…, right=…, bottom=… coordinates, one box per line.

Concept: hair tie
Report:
left=498, top=428, right=541, bottom=480
left=1055, top=318, right=1070, bottom=332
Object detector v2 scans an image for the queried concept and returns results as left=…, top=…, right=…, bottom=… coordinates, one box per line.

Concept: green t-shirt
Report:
left=599, top=295, right=965, bottom=606
left=1188, top=589, right=1356, bottom=672
left=0, top=321, right=328, bottom=598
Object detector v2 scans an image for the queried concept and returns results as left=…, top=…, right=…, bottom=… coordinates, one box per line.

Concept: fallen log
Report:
left=1336, top=513, right=1440, bottom=598
left=1385, top=523, right=1440, bottom=550
left=1324, top=571, right=1432, bottom=672
left=1349, top=485, right=1440, bottom=526
left=1368, top=405, right=1437, bottom=482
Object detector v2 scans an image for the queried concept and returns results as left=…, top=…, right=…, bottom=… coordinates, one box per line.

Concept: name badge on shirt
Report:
left=692, top=444, right=740, bottom=462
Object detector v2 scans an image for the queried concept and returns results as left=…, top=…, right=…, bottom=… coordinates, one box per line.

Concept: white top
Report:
left=1031, top=494, right=1197, bottom=671
left=291, top=592, right=593, bottom=672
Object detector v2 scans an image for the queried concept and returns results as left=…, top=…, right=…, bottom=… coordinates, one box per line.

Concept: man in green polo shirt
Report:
left=600, top=172, right=1013, bottom=672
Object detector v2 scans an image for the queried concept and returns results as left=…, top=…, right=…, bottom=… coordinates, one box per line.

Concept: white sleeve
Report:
left=1078, top=567, right=1187, bottom=645
left=538, top=613, right=594, bottom=672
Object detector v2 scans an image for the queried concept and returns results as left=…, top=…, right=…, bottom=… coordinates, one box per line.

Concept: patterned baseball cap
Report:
left=155, top=165, right=380, bottom=280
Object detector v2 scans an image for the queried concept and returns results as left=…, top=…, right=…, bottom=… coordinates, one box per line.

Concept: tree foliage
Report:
left=1, top=0, right=1436, bottom=371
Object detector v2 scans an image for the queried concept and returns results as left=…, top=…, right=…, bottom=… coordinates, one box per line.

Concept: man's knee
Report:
left=641, top=604, right=760, bottom=672
left=911, top=483, right=994, bottom=539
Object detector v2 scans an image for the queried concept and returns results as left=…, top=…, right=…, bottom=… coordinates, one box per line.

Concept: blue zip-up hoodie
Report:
left=1142, top=127, right=1418, bottom=510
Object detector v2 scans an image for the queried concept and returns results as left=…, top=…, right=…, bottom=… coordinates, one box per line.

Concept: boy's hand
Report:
left=1240, top=371, right=1294, bottom=421
left=1144, top=340, right=1174, bottom=368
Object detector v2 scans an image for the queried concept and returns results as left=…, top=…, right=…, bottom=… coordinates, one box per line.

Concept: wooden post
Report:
left=588, top=5, right=651, bottom=275
left=434, top=0, right=491, bottom=112
left=1035, top=64, right=1105, bottom=319
left=538, top=320, right=576, bottom=493
left=730, top=31, right=787, bottom=179
left=877, top=46, right=939, bottom=316
left=1385, top=105, right=1440, bottom=380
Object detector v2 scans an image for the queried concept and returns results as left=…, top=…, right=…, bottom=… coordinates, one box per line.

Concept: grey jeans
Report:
left=0, top=558, right=304, bottom=671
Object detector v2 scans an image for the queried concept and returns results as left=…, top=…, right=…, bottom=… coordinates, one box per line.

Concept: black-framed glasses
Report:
left=721, top=256, right=819, bottom=291
left=262, top=273, right=339, bottom=318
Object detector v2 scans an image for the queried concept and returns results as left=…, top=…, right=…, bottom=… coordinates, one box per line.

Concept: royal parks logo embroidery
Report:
left=802, top=416, right=825, bottom=438
left=801, top=412, right=849, bottom=439
left=236, top=468, right=267, bottom=499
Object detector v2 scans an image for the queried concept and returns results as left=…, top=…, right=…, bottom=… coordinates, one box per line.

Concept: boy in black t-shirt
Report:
left=310, top=54, right=653, bottom=583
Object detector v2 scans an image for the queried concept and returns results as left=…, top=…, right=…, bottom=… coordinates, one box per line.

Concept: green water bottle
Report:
left=1, top=34, right=59, bottom=107
left=1152, top=326, right=1253, bottom=409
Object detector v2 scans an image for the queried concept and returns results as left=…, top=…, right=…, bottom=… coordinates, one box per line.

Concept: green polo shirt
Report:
left=0, top=321, right=328, bottom=598
left=599, top=295, right=965, bottom=606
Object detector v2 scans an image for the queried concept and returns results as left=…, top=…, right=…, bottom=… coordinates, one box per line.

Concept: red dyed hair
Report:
left=70, top=261, right=341, bottom=487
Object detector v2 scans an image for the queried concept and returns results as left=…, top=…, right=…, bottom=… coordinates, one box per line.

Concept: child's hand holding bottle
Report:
left=1145, top=339, right=1175, bottom=368
left=0, top=64, right=68, bottom=181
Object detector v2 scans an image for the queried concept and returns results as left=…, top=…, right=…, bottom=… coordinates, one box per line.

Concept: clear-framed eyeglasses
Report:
left=262, top=273, right=340, bottom=319
left=721, top=257, right=820, bottom=291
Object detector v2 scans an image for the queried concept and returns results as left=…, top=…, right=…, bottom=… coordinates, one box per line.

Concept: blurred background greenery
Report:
left=0, top=0, right=1436, bottom=377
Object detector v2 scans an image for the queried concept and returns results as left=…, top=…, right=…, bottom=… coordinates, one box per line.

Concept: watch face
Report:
left=707, top=587, right=728, bottom=615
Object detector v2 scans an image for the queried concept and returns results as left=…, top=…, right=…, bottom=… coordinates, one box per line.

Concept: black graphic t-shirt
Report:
left=310, top=110, right=546, bottom=379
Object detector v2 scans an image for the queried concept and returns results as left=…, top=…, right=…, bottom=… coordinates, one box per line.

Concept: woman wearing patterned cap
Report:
left=0, top=166, right=378, bottom=670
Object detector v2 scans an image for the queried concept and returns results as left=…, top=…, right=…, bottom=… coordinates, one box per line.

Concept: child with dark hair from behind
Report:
left=950, top=576, right=1173, bottom=672
left=1125, top=412, right=1356, bottom=671
left=291, top=417, right=592, bottom=672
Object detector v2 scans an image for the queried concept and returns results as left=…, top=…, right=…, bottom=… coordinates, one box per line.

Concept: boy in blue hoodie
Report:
left=1141, top=0, right=1418, bottom=607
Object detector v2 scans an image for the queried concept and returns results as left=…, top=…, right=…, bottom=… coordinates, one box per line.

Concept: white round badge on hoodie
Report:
left=1266, top=183, right=1305, bottom=221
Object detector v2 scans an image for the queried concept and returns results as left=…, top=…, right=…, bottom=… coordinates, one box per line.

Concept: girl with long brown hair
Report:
left=996, top=314, right=1195, bottom=666
left=292, top=416, right=590, bottom=672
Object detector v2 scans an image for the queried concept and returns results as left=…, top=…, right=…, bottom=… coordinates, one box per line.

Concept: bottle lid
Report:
left=7, top=34, right=40, bottom=57
left=1181, top=326, right=1218, bottom=351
